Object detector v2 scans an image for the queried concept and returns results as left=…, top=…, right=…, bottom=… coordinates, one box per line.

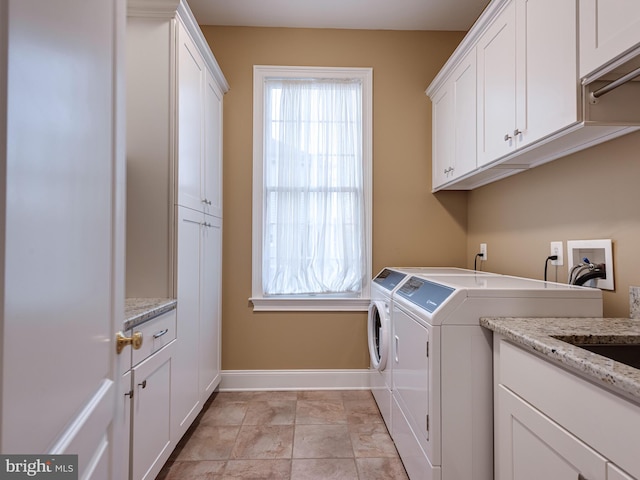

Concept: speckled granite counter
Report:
left=125, top=298, right=177, bottom=330
left=480, top=317, right=640, bottom=402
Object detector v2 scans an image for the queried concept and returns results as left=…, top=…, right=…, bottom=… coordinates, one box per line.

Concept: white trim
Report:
left=250, top=297, right=370, bottom=312
left=220, top=369, right=371, bottom=391
left=251, top=65, right=373, bottom=311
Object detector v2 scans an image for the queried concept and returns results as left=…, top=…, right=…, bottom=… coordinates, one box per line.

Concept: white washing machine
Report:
left=368, top=268, right=408, bottom=430
left=390, top=274, right=603, bottom=480
left=368, top=267, right=498, bottom=431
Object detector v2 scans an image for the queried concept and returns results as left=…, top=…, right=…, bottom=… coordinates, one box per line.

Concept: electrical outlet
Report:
left=480, top=243, right=487, bottom=261
left=550, top=241, right=563, bottom=266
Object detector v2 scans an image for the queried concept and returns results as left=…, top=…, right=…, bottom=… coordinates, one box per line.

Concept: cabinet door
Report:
left=431, top=84, right=455, bottom=188
left=452, top=50, right=477, bottom=179
left=200, top=215, right=222, bottom=402
left=132, top=343, right=174, bottom=480
left=477, top=0, right=517, bottom=166
left=580, top=0, right=640, bottom=78
left=177, top=22, right=205, bottom=212
left=172, top=206, right=202, bottom=441
left=515, top=0, right=578, bottom=148
left=496, top=385, right=607, bottom=480
left=203, top=69, right=223, bottom=217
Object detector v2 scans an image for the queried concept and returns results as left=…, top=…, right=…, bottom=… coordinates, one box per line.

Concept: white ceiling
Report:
left=187, top=0, right=491, bottom=31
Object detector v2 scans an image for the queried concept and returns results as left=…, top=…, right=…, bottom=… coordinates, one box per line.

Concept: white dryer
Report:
left=368, top=268, right=408, bottom=430
left=390, top=274, right=603, bottom=480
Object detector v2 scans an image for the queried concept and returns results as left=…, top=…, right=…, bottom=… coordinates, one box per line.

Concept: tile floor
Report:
left=156, top=390, right=409, bottom=479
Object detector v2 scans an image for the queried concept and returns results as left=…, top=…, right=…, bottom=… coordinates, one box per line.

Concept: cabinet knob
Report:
left=138, top=380, right=147, bottom=389
left=504, top=133, right=512, bottom=141
left=514, top=129, right=522, bottom=136
left=115, top=331, right=143, bottom=354
left=202, top=198, right=212, bottom=205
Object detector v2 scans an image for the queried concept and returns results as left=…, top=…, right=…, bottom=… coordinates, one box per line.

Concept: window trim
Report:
left=250, top=65, right=373, bottom=312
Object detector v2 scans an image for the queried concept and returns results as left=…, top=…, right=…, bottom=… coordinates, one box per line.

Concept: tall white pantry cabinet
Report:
left=125, top=0, right=229, bottom=473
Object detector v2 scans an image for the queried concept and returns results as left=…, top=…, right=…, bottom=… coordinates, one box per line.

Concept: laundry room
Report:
left=3, top=1, right=640, bottom=479
left=199, top=17, right=640, bottom=377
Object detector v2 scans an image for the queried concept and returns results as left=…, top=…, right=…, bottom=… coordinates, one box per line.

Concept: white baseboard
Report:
left=219, top=369, right=371, bottom=391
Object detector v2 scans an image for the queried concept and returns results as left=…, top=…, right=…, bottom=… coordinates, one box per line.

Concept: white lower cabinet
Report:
left=199, top=214, right=222, bottom=403
left=172, top=206, right=222, bottom=443
left=494, top=335, right=640, bottom=480
left=497, top=385, right=607, bottom=480
left=131, top=341, right=175, bottom=480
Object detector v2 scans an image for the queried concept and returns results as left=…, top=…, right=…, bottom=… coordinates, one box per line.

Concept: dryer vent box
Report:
left=566, top=239, right=614, bottom=290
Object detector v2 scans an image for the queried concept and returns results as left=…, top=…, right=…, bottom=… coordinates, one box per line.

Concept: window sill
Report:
left=249, top=297, right=371, bottom=312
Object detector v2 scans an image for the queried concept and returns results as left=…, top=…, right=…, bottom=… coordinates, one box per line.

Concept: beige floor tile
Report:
left=295, top=400, right=347, bottom=425
left=243, top=400, right=296, bottom=425
left=200, top=401, right=249, bottom=426
left=221, top=459, right=291, bottom=479
left=156, top=390, right=409, bottom=480
left=297, top=390, right=344, bottom=402
left=292, top=425, right=353, bottom=459
left=211, top=391, right=257, bottom=404
left=341, top=390, right=374, bottom=401
left=290, top=458, right=358, bottom=480
left=344, top=397, right=384, bottom=425
left=172, top=425, right=240, bottom=461
left=231, top=425, right=294, bottom=459
left=156, top=460, right=226, bottom=480
left=355, top=457, right=409, bottom=479
left=250, top=391, right=298, bottom=402
left=349, top=423, right=398, bottom=458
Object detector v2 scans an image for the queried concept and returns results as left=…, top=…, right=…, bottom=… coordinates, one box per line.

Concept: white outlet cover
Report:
left=566, top=239, right=613, bottom=290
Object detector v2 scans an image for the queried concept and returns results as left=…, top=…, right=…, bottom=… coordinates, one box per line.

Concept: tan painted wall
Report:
left=200, top=26, right=468, bottom=370
left=467, top=131, right=640, bottom=318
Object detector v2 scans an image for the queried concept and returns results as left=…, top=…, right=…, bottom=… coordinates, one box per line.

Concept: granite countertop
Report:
left=125, top=298, right=177, bottom=330
left=480, top=317, right=640, bottom=402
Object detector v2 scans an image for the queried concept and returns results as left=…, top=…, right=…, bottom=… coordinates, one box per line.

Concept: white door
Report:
left=1, top=0, right=127, bottom=479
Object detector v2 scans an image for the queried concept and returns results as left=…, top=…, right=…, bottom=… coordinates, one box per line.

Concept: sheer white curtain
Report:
left=263, top=78, right=365, bottom=296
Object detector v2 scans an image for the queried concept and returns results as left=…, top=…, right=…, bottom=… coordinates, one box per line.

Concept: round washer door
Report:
left=368, top=300, right=390, bottom=371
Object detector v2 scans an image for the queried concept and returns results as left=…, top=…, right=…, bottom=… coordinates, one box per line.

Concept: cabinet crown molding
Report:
left=127, top=0, right=229, bottom=93
left=127, top=0, right=181, bottom=17
left=426, top=0, right=509, bottom=96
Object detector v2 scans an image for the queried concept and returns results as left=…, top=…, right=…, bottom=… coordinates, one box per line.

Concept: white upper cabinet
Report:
left=126, top=0, right=229, bottom=298
left=204, top=70, right=224, bottom=218
left=430, top=50, right=477, bottom=189
left=477, top=0, right=578, bottom=166
left=580, top=0, right=640, bottom=79
left=514, top=0, right=578, bottom=150
left=477, top=1, right=517, bottom=165
left=177, top=23, right=206, bottom=213
left=177, top=21, right=225, bottom=216
left=427, top=0, right=640, bottom=191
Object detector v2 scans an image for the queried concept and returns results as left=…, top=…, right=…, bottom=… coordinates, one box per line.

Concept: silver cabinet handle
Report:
left=514, top=129, right=522, bottom=136
left=153, top=328, right=169, bottom=339
left=504, top=133, right=512, bottom=141
left=202, top=198, right=212, bottom=205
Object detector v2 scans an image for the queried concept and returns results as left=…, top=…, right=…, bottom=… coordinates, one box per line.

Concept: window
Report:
left=251, top=66, right=372, bottom=311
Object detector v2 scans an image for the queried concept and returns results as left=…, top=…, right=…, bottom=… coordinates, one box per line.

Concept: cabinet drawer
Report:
left=132, top=309, right=176, bottom=367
